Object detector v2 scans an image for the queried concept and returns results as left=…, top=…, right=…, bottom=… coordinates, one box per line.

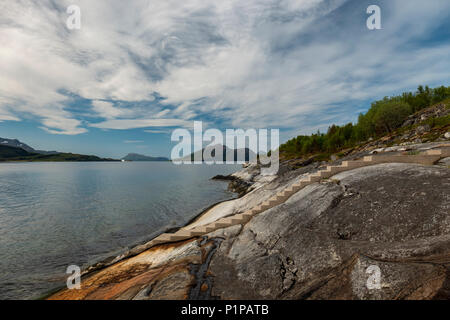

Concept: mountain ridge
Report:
left=0, top=137, right=58, bottom=155
left=0, top=137, right=117, bottom=162
left=122, top=153, right=169, bottom=161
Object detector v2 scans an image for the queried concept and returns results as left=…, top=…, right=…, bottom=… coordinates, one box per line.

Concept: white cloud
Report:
left=0, top=114, right=20, bottom=122
left=1, top=0, right=449, bottom=137
left=38, top=110, right=88, bottom=135
left=92, top=101, right=129, bottom=119
left=144, top=129, right=171, bottom=134
left=90, top=118, right=191, bottom=130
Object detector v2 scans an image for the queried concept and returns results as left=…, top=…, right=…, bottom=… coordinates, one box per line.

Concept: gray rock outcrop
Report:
left=208, top=163, right=450, bottom=300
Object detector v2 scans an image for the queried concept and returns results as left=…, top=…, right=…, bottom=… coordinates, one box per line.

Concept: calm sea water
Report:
left=0, top=162, right=240, bottom=300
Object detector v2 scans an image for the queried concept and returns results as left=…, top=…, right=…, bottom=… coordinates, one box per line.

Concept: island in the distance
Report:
left=121, top=153, right=169, bottom=161
left=0, top=137, right=118, bottom=162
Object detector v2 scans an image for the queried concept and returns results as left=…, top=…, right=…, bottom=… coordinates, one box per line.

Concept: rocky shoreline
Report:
left=47, top=140, right=450, bottom=300
left=73, top=196, right=241, bottom=279
left=68, top=169, right=253, bottom=280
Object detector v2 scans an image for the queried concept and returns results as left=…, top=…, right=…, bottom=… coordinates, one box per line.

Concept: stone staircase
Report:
left=147, top=147, right=450, bottom=247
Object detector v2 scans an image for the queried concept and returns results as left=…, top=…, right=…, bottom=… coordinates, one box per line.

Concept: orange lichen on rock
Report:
left=48, top=239, right=201, bottom=300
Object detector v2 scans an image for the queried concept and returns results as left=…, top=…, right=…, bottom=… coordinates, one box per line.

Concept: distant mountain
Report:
left=0, top=137, right=118, bottom=162
left=122, top=153, right=169, bottom=161
left=0, top=145, right=37, bottom=159
left=176, top=145, right=257, bottom=162
left=0, top=137, right=58, bottom=155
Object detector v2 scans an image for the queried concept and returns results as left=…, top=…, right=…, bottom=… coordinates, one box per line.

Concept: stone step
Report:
left=260, top=202, right=272, bottom=210
left=310, top=171, right=331, bottom=179
left=326, top=165, right=347, bottom=175
left=251, top=205, right=263, bottom=214
left=247, top=201, right=277, bottom=217
left=308, top=175, right=321, bottom=182
left=299, top=176, right=311, bottom=183
left=299, top=175, right=311, bottom=181
left=317, top=169, right=334, bottom=179
left=425, top=149, right=442, bottom=156
left=153, top=233, right=175, bottom=244
left=271, top=196, right=287, bottom=207
left=221, top=216, right=246, bottom=225
left=190, top=225, right=215, bottom=234
left=233, top=213, right=253, bottom=222
left=441, top=147, right=450, bottom=157
left=292, top=181, right=304, bottom=188
left=299, top=180, right=311, bottom=187
left=239, top=211, right=254, bottom=218
left=341, top=160, right=367, bottom=168
left=425, top=148, right=450, bottom=157
left=275, top=190, right=287, bottom=197
left=212, top=220, right=230, bottom=229
left=368, top=154, right=441, bottom=165
left=171, top=230, right=196, bottom=241
left=276, top=192, right=292, bottom=202
left=144, top=240, right=157, bottom=249
left=186, top=228, right=208, bottom=236
left=271, top=194, right=287, bottom=204
left=284, top=183, right=304, bottom=193
left=267, top=196, right=279, bottom=204
left=310, top=171, right=322, bottom=178
left=280, top=188, right=294, bottom=196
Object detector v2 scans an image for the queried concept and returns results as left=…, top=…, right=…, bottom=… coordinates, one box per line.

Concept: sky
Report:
left=0, top=0, right=449, bottom=158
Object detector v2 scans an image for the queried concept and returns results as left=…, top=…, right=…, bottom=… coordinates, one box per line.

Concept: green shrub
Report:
left=372, top=100, right=411, bottom=133
left=280, top=85, right=450, bottom=159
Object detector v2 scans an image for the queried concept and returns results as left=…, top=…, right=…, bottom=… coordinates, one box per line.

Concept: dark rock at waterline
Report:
left=212, top=174, right=252, bottom=197
left=211, top=174, right=235, bottom=181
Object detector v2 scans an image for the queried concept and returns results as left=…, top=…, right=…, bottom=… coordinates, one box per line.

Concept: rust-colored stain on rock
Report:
left=48, top=239, right=201, bottom=300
